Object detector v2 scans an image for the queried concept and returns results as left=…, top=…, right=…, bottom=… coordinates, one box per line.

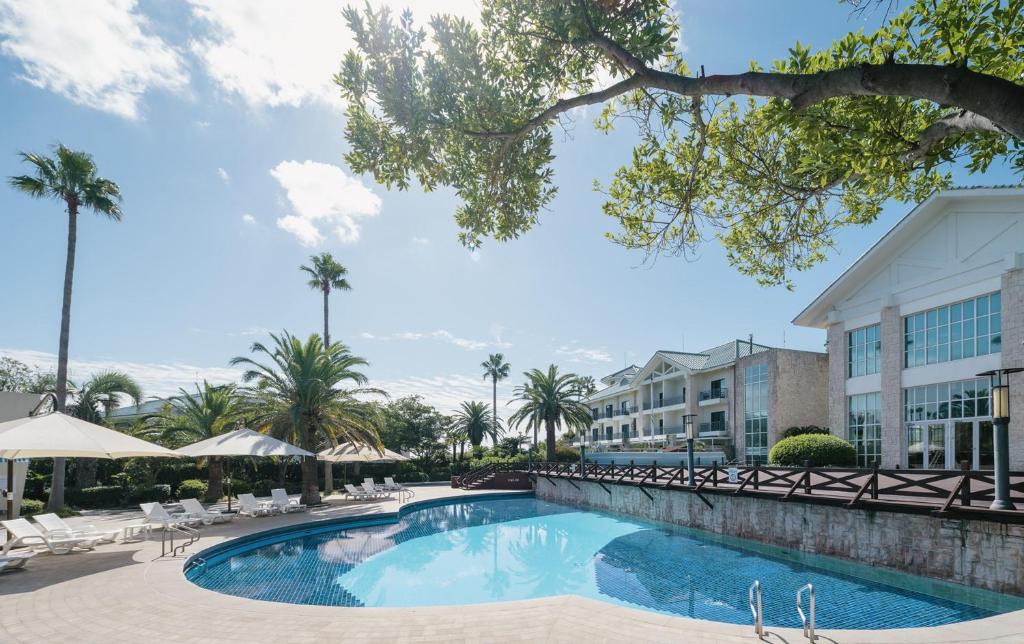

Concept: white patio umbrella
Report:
left=176, top=428, right=313, bottom=511
left=0, top=411, right=180, bottom=518
left=317, top=444, right=408, bottom=463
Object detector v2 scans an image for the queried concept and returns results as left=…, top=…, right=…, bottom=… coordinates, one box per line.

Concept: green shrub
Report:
left=176, top=479, right=208, bottom=500
left=126, top=484, right=172, bottom=505
left=225, top=479, right=250, bottom=496
left=18, top=498, right=44, bottom=516
left=769, top=434, right=856, bottom=467
left=55, top=505, right=77, bottom=518
left=66, top=485, right=124, bottom=509
left=22, top=471, right=48, bottom=500
left=783, top=425, right=830, bottom=438
left=253, top=479, right=276, bottom=497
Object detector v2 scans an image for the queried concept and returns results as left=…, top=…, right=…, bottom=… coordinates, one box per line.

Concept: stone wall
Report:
left=826, top=324, right=847, bottom=439
left=536, top=478, right=1024, bottom=596
left=770, top=349, right=829, bottom=440
left=1003, top=267, right=1024, bottom=469
left=880, top=306, right=903, bottom=468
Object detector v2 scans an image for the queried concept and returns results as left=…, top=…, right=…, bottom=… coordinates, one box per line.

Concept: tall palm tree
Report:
left=9, top=144, right=123, bottom=510
left=573, top=375, right=597, bottom=398
left=66, top=371, right=142, bottom=488
left=141, top=382, right=242, bottom=502
left=481, top=353, right=510, bottom=444
left=299, top=253, right=351, bottom=348
left=231, top=332, right=383, bottom=505
left=507, top=365, right=593, bottom=461
left=452, top=401, right=501, bottom=448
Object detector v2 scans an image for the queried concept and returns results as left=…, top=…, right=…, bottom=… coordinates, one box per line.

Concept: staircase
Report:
left=458, top=463, right=532, bottom=490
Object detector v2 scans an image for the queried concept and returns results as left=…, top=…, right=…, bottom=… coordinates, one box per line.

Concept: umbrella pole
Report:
left=5, top=459, right=13, bottom=519
left=226, top=457, right=232, bottom=512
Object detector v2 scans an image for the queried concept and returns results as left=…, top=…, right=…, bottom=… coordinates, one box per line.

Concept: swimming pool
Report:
left=186, top=495, right=1018, bottom=629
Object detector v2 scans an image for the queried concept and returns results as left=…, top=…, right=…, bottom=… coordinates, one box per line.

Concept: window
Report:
left=847, top=324, right=880, bottom=377
left=621, top=423, right=630, bottom=439
left=682, top=387, right=686, bottom=403
left=591, top=427, right=598, bottom=442
left=744, top=364, right=769, bottom=465
left=904, top=292, right=1001, bottom=368
left=711, top=378, right=725, bottom=394
left=904, top=378, right=990, bottom=421
left=591, top=407, right=598, bottom=420
left=605, top=404, right=613, bottom=418
left=621, top=401, right=629, bottom=414
left=848, top=393, right=881, bottom=467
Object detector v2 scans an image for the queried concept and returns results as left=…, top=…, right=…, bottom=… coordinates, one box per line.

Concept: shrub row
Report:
left=768, top=434, right=856, bottom=467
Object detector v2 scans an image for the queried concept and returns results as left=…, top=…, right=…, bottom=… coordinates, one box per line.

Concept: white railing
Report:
left=749, top=579, right=765, bottom=638
left=797, top=582, right=816, bottom=641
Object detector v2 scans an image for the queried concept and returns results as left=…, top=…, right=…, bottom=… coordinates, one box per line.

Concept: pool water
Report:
left=187, top=496, right=1009, bottom=629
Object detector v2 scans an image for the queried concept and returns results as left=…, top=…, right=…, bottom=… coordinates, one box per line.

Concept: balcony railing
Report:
left=699, top=421, right=730, bottom=435
left=699, top=388, right=729, bottom=402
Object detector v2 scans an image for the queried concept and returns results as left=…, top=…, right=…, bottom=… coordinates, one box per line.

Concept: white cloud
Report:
left=367, top=372, right=515, bottom=415
left=0, top=0, right=188, bottom=119
left=1, top=348, right=241, bottom=399
left=187, top=0, right=482, bottom=111
left=555, top=345, right=613, bottom=363
left=270, top=160, right=381, bottom=246
left=217, top=167, right=230, bottom=183
left=411, top=237, right=430, bottom=246
left=241, top=213, right=256, bottom=225
left=361, top=329, right=511, bottom=351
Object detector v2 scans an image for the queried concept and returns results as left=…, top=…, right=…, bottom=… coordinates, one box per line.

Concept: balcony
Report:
left=698, top=421, right=730, bottom=437
left=698, top=388, right=728, bottom=405
left=613, top=405, right=641, bottom=416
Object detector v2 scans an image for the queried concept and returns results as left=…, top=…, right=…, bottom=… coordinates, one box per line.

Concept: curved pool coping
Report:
left=183, top=490, right=1024, bottom=633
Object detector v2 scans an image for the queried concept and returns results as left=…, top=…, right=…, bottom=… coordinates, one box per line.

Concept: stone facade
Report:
left=537, top=478, right=1024, bottom=596
left=826, top=323, right=846, bottom=438
left=769, top=349, right=830, bottom=439
left=880, top=305, right=903, bottom=468
left=1003, top=267, right=1024, bottom=469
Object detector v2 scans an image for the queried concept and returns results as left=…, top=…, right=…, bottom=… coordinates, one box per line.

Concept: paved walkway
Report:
left=1, top=484, right=1022, bottom=643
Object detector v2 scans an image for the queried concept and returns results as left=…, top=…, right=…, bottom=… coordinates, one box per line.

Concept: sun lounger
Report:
left=139, top=502, right=202, bottom=530
left=343, top=484, right=374, bottom=500
left=363, top=477, right=382, bottom=491
left=237, top=493, right=277, bottom=517
left=270, top=488, right=307, bottom=513
left=180, top=498, right=233, bottom=525
left=382, top=477, right=407, bottom=491
left=33, top=513, right=120, bottom=543
left=1, top=518, right=97, bottom=555
left=0, top=551, right=35, bottom=569
left=361, top=482, right=390, bottom=498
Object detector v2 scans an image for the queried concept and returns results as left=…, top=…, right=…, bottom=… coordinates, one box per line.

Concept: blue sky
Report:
left=0, top=1, right=1017, bottom=412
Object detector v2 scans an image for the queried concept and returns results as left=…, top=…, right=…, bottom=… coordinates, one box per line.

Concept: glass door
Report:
left=927, top=423, right=946, bottom=468
left=953, top=421, right=974, bottom=469
left=907, top=424, right=925, bottom=468
left=978, top=420, right=994, bottom=470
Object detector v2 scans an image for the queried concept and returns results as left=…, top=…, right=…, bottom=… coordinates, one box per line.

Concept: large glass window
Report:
left=903, top=377, right=990, bottom=421
left=744, top=364, right=769, bottom=465
left=848, top=393, right=881, bottom=467
left=847, top=324, right=880, bottom=377
left=904, top=292, right=1001, bottom=368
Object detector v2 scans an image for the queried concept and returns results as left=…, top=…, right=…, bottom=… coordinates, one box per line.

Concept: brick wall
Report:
left=770, top=349, right=829, bottom=440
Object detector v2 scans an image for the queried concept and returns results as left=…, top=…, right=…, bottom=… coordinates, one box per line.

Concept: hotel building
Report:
left=794, top=187, right=1024, bottom=470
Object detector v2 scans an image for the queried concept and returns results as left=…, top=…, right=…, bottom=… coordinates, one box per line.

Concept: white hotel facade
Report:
left=794, top=187, right=1024, bottom=470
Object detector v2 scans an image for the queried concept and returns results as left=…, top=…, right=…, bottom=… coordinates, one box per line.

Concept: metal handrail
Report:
left=749, top=579, right=765, bottom=638
left=797, top=583, right=816, bottom=641
left=161, top=523, right=200, bottom=557
left=699, top=388, right=729, bottom=401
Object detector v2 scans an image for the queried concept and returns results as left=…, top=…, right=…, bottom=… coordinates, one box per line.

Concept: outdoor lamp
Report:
left=683, top=414, right=697, bottom=486
left=977, top=367, right=1023, bottom=510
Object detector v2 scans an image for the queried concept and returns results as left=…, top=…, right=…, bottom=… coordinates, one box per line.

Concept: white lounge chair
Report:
left=139, top=502, right=201, bottom=530
left=0, top=551, right=36, bottom=569
left=237, top=493, right=276, bottom=517
left=361, top=482, right=390, bottom=498
left=343, top=483, right=375, bottom=500
left=382, top=477, right=407, bottom=491
left=1, top=518, right=97, bottom=555
left=180, top=498, right=233, bottom=525
left=271, top=488, right=307, bottom=513
left=363, top=477, right=381, bottom=491
left=33, top=513, right=120, bottom=543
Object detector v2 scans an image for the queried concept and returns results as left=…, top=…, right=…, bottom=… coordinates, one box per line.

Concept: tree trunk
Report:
left=277, top=459, right=287, bottom=486
left=323, top=286, right=330, bottom=348
left=545, top=419, right=556, bottom=461
left=49, top=203, right=77, bottom=512
left=76, top=458, right=98, bottom=488
left=298, top=420, right=320, bottom=505
left=451, top=442, right=456, bottom=463
left=459, top=441, right=465, bottom=460
left=491, top=377, right=497, bottom=445
left=207, top=456, right=224, bottom=502
left=324, top=461, right=333, bottom=496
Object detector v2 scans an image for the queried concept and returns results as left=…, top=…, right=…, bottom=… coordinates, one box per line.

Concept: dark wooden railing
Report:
left=519, top=461, right=1024, bottom=522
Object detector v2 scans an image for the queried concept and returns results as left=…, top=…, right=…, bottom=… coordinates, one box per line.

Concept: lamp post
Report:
left=977, top=367, right=1023, bottom=511
left=578, top=428, right=586, bottom=477
left=684, top=414, right=697, bottom=486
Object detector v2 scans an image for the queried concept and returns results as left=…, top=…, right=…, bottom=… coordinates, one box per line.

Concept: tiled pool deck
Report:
left=1, top=484, right=1022, bottom=643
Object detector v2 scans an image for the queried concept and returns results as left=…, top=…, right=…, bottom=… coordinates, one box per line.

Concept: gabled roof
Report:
left=599, top=364, right=639, bottom=386
left=792, top=186, right=1024, bottom=329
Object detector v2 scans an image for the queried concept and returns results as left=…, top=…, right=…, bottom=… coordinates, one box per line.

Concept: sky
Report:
left=0, top=0, right=1018, bottom=414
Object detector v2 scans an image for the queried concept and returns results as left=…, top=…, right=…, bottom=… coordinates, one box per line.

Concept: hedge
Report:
left=253, top=479, right=277, bottom=497
left=66, top=485, right=124, bottom=509
left=782, top=425, right=830, bottom=438
left=176, top=479, right=208, bottom=500
left=126, top=484, right=171, bottom=504
left=19, top=498, right=44, bottom=516
left=768, top=434, right=856, bottom=467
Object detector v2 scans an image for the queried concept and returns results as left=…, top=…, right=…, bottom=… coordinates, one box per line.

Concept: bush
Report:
left=22, top=471, right=48, bottom=500
left=18, top=498, right=44, bottom=516
left=769, top=434, right=856, bottom=467
left=176, top=479, right=208, bottom=500
left=783, top=425, right=830, bottom=438
left=66, top=485, right=125, bottom=509
left=225, top=479, right=250, bottom=496
left=126, top=484, right=172, bottom=505
left=253, top=479, right=276, bottom=497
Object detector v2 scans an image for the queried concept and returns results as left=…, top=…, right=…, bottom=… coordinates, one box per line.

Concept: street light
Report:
left=977, top=367, right=1023, bottom=511
left=683, top=414, right=697, bottom=486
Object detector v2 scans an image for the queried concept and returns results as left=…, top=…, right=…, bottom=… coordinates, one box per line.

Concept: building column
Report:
left=826, top=323, right=847, bottom=447
left=880, top=306, right=903, bottom=468
left=1002, top=265, right=1024, bottom=469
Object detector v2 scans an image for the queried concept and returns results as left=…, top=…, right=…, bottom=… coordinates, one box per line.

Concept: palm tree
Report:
left=507, top=365, right=593, bottom=461
left=66, top=371, right=142, bottom=488
left=481, top=353, right=510, bottom=444
left=573, top=375, right=597, bottom=398
left=141, top=382, right=242, bottom=502
left=299, top=253, right=351, bottom=348
left=452, top=401, right=501, bottom=448
left=231, top=332, right=383, bottom=505
left=9, top=144, right=123, bottom=510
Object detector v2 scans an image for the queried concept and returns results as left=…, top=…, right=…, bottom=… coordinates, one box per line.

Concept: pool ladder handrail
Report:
left=748, top=579, right=765, bottom=638
left=796, top=582, right=817, bottom=641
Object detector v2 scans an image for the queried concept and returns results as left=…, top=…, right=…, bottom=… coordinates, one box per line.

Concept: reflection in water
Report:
left=189, top=497, right=1001, bottom=628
